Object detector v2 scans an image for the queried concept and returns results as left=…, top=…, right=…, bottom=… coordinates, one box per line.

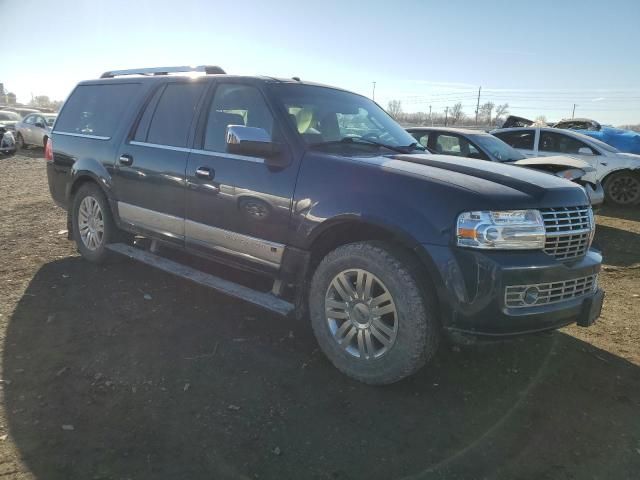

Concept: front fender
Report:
left=295, top=190, right=451, bottom=250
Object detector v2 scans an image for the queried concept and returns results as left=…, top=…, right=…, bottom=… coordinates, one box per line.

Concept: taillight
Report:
left=45, top=137, right=53, bottom=162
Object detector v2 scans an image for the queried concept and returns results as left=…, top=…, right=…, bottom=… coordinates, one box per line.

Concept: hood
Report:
left=375, top=154, right=586, bottom=207
left=513, top=155, right=594, bottom=172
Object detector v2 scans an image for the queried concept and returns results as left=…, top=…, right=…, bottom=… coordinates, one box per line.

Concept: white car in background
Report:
left=15, top=113, right=57, bottom=150
left=492, top=127, right=640, bottom=206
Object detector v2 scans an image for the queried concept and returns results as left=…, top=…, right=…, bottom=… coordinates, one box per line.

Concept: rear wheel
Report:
left=71, top=183, right=119, bottom=263
left=309, top=241, right=439, bottom=385
left=604, top=171, right=640, bottom=206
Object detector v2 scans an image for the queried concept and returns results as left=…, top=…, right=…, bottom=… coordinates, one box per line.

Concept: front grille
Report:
left=540, top=206, right=593, bottom=260
left=505, top=274, right=597, bottom=308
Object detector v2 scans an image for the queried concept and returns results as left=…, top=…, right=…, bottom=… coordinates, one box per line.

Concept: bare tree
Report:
left=534, top=115, right=548, bottom=126
left=387, top=100, right=403, bottom=119
left=494, top=103, right=509, bottom=123
left=478, top=102, right=495, bottom=124
left=449, top=103, right=465, bottom=125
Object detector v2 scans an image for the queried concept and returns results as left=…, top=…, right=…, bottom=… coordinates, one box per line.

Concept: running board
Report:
left=106, top=243, right=294, bottom=317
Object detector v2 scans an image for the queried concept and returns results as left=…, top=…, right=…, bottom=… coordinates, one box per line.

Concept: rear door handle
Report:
left=119, top=154, right=133, bottom=166
left=195, top=166, right=214, bottom=179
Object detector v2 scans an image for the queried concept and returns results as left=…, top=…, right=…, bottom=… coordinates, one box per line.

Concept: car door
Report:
left=33, top=115, right=47, bottom=145
left=113, top=80, right=207, bottom=247
left=184, top=81, right=296, bottom=272
left=493, top=129, right=537, bottom=157
left=536, top=130, right=599, bottom=183
left=21, top=114, right=36, bottom=144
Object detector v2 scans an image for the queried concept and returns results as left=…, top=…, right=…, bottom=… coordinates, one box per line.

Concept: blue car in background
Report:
left=553, top=119, right=640, bottom=155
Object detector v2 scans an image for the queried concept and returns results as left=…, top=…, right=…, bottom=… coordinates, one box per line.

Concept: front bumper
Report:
left=418, top=244, right=603, bottom=337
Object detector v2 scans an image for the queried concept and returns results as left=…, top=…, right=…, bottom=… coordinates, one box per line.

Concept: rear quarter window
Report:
left=54, top=83, right=140, bottom=138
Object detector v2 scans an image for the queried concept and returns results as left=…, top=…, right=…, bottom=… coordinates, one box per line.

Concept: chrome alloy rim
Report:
left=325, top=269, right=398, bottom=359
left=609, top=175, right=640, bottom=205
left=78, top=196, right=104, bottom=251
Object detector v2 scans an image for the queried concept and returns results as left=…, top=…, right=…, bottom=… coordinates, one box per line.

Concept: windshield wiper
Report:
left=310, top=137, right=423, bottom=154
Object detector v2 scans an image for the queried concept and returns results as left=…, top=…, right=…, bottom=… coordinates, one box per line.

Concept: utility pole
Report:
left=572, top=103, right=576, bottom=119
left=444, top=106, right=449, bottom=127
left=475, top=86, right=481, bottom=125
left=429, top=105, right=432, bottom=126
left=372, top=81, right=376, bottom=101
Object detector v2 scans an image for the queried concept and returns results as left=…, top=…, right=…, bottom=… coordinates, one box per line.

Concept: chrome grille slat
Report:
left=541, top=205, right=593, bottom=260
left=505, top=274, right=597, bottom=308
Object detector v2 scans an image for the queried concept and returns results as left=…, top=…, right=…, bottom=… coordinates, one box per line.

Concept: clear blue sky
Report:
left=2, top=0, right=639, bottom=124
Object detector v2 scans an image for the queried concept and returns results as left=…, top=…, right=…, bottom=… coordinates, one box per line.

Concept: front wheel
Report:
left=71, top=183, right=119, bottom=263
left=309, top=241, right=440, bottom=385
left=604, top=171, right=640, bottom=206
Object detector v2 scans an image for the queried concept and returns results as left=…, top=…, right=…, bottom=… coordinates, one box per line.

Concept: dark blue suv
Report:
left=46, top=66, right=604, bottom=384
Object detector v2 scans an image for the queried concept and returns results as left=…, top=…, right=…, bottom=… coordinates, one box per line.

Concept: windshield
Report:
left=580, top=134, right=620, bottom=153
left=472, top=134, right=526, bottom=162
left=0, top=111, right=20, bottom=121
left=269, top=84, right=422, bottom=152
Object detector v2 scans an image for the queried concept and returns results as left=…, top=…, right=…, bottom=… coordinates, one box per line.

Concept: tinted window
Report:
left=133, top=86, right=165, bottom=142
left=55, top=83, right=140, bottom=137
left=145, top=82, right=205, bottom=147
left=539, top=131, right=597, bottom=155
left=203, top=84, right=273, bottom=152
left=494, top=130, right=535, bottom=150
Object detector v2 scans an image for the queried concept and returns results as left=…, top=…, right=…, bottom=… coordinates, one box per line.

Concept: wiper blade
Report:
left=309, top=136, right=412, bottom=154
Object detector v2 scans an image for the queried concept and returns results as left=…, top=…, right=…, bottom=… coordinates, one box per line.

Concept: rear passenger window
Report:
left=144, top=82, right=205, bottom=147
left=494, top=130, right=535, bottom=150
left=54, top=83, right=140, bottom=138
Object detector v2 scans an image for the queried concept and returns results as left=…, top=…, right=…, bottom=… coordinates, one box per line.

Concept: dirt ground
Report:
left=0, top=151, right=639, bottom=480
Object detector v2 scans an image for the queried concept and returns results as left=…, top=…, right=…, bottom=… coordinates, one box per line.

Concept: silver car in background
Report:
left=15, top=113, right=57, bottom=149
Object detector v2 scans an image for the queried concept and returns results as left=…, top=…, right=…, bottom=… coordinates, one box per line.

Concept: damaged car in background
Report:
left=492, top=126, right=640, bottom=206
left=0, top=110, right=18, bottom=155
left=407, top=127, right=603, bottom=206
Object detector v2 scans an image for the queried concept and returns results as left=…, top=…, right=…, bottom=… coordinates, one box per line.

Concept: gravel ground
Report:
left=0, top=150, right=639, bottom=479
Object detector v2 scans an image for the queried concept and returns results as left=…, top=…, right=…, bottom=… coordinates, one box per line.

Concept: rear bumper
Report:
left=418, top=244, right=603, bottom=337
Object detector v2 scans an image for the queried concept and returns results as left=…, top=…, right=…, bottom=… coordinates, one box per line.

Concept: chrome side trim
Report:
left=53, top=131, right=111, bottom=140
left=190, top=148, right=264, bottom=164
left=185, top=220, right=284, bottom=267
left=129, top=141, right=191, bottom=153
left=127, top=140, right=264, bottom=163
left=118, top=202, right=184, bottom=237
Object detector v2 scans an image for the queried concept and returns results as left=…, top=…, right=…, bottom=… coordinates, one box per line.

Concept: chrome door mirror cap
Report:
left=226, top=125, right=281, bottom=158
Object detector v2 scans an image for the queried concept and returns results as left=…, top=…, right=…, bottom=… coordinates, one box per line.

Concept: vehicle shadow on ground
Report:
left=3, top=258, right=640, bottom=480
left=593, top=224, right=640, bottom=267
left=597, top=205, right=640, bottom=223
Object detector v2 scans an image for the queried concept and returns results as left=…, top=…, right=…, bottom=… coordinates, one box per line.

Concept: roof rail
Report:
left=100, top=65, right=226, bottom=79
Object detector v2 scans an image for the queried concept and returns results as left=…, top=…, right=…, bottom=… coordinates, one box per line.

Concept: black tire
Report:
left=16, top=133, right=25, bottom=150
left=603, top=170, right=640, bottom=206
left=71, top=183, right=119, bottom=263
left=309, top=241, right=440, bottom=385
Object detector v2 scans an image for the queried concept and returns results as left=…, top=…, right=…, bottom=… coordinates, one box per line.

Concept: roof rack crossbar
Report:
left=100, top=65, right=226, bottom=79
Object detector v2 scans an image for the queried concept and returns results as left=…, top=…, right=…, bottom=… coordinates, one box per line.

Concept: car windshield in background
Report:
left=472, top=134, right=526, bottom=162
left=269, top=84, right=423, bottom=153
left=0, top=111, right=21, bottom=121
left=579, top=134, right=620, bottom=153
left=44, top=116, right=57, bottom=126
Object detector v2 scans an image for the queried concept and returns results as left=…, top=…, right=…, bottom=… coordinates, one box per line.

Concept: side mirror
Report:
left=226, top=125, right=281, bottom=158
left=35, top=122, right=45, bottom=128
left=577, top=147, right=593, bottom=155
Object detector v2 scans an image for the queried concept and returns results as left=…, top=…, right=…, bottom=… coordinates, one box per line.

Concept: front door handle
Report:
left=195, top=166, right=214, bottom=179
left=119, top=154, right=133, bottom=166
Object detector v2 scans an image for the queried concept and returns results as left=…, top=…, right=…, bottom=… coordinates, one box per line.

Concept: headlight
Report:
left=457, top=210, right=545, bottom=249
left=555, top=168, right=585, bottom=181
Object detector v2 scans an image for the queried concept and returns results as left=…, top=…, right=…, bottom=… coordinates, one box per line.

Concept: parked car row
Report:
left=0, top=107, right=57, bottom=154
left=406, top=127, right=604, bottom=206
